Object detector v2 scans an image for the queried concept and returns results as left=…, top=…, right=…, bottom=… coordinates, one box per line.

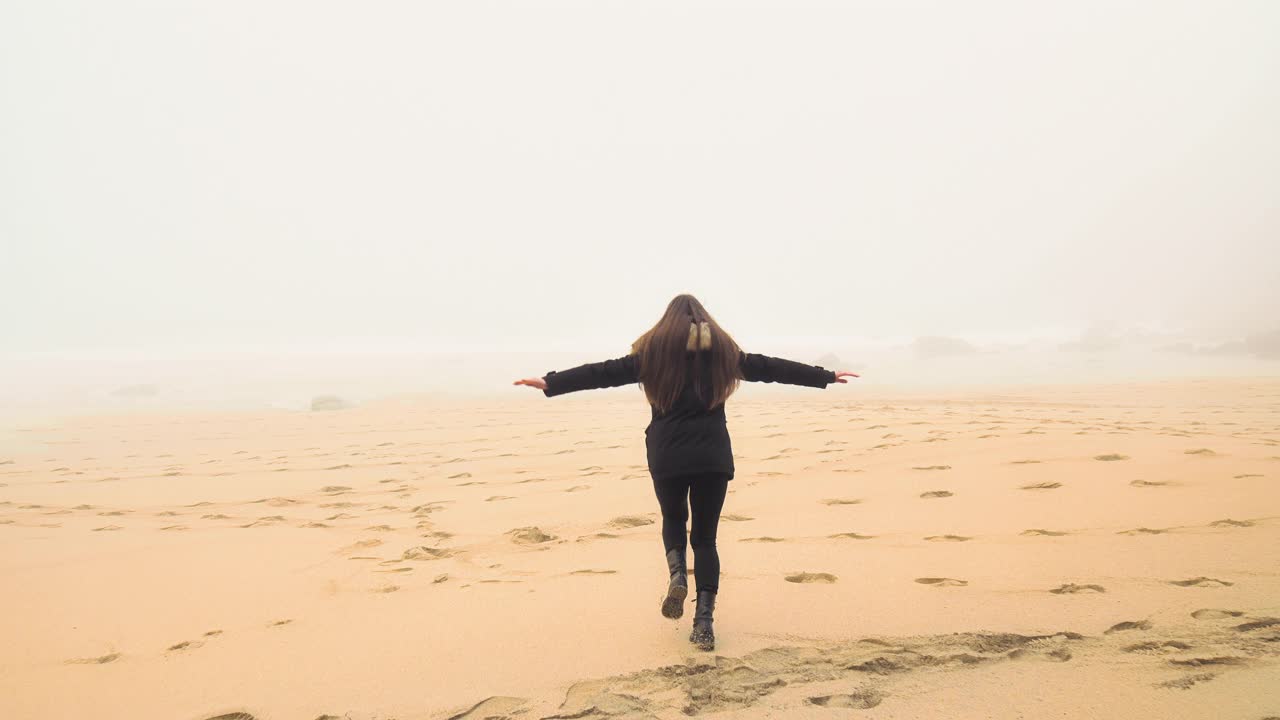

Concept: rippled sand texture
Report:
left=1, top=379, right=1277, bottom=719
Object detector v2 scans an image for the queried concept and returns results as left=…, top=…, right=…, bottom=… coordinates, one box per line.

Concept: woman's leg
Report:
left=652, top=474, right=690, bottom=554
left=688, top=473, right=729, bottom=594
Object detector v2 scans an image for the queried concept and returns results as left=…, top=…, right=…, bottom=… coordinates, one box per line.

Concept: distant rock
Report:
left=310, top=395, right=352, bottom=411
left=912, top=336, right=977, bottom=359
left=1246, top=329, right=1280, bottom=359
left=813, top=353, right=842, bottom=368
left=112, top=384, right=159, bottom=398
left=1058, top=326, right=1121, bottom=352
left=1161, top=329, right=1280, bottom=360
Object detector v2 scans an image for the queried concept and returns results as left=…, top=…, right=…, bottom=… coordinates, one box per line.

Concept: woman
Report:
left=513, top=294, right=858, bottom=651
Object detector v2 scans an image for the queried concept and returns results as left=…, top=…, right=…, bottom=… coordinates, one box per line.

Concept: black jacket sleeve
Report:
left=738, top=351, right=836, bottom=388
left=542, top=354, right=640, bottom=397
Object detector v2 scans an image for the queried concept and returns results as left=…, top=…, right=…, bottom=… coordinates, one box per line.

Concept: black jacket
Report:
left=542, top=350, right=837, bottom=482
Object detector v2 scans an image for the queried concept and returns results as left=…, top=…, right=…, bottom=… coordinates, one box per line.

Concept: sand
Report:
left=1, top=378, right=1277, bottom=719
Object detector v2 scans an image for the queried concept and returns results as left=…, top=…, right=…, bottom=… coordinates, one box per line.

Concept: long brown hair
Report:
left=630, top=294, right=744, bottom=413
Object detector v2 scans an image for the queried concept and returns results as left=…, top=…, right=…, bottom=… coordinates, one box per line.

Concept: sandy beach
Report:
left=1, top=378, right=1277, bottom=719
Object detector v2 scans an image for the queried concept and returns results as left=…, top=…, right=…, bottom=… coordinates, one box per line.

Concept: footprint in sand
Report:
left=570, top=569, right=617, bottom=575
left=920, top=490, right=953, bottom=499
left=819, top=498, right=862, bottom=505
left=401, top=546, right=456, bottom=560
left=1168, top=577, right=1233, bottom=587
left=607, top=515, right=654, bottom=529
left=807, top=691, right=882, bottom=709
left=485, top=496, right=514, bottom=502
left=1184, top=448, right=1217, bottom=456
left=1168, top=656, right=1249, bottom=668
left=1094, top=454, right=1129, bottom=461
left=1130, top=479, right=1174, bottom=487
left=1154, top=673, right=1217, bottom=690
left=1020, top=482, right=1062, bottom=490
left=92, top=525, right=124, bottom=532
left=443, top=696, right=529, bottom=720
left=912, top=465, right=951, bottom=471
left=337, top=539, right=383, bottom=555
left=1050, top=583, right=1106, bottom=594
left=167, top=640, right=204, bottom=652
left=1105, top=620, right=1152, bottom=634
left=1209, top=519, right=1254, bottom=528
left=564, top=485, right=591, bottom=492
left=241, top=516, right=286, bottom=528
left=741, top=536, right=786, bottom=543
left=269, top=619, right=292, bottom=627
left=924, top=535, right=971, bottom=542
left=721, top=514, right=754, bottom=522
left=1124, top=640, right=1192, bottom=653
left=409, top=502, right=448, bottom=517
left=506, top=526, right=557, bottom=544
left=1234, top=618, right=1280, bottom=632
left=1191, top=608, right=1244, bottom=620
left=1118, top=527, right=1169, bottom=535
left=786, top=572, right=837, bottom=584
left=915, top=577, right=967, bottom=587
left=829, top=532, right=875, bottom=540
left=67, top=652, right=121, bottom=665
left=1021, top=529, right=1069, bottom=537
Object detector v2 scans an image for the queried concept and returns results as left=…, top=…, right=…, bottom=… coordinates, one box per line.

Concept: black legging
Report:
left=652, top=471, right=729, bottom=594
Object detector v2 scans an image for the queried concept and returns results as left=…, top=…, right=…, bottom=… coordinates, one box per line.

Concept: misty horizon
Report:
left=3, top=0, right=1278, bottom=415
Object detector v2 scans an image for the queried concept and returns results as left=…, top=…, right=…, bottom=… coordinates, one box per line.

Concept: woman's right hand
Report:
left=833, top=371, right=860, bottom=383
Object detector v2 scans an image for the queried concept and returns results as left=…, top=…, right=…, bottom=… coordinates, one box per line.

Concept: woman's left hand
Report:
left=514, top=377, right=548, bottom=390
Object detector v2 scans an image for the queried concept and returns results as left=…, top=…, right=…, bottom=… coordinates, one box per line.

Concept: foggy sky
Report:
left=3, top=0, right=1278, bottom=358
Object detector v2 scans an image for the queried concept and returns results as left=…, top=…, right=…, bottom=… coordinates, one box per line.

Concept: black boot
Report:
left=689, top=589, right=716, bottom=651
left=661, top=547, right=688, bottom=619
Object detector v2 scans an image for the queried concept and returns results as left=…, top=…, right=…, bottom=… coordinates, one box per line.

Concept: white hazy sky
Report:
left=2, top=0, right=1278, bottom=357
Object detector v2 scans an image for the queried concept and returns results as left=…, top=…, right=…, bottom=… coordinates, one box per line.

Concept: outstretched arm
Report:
left=739, top=351, right=856, bottom=388
left=513, top=354, right=640, bottom=397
